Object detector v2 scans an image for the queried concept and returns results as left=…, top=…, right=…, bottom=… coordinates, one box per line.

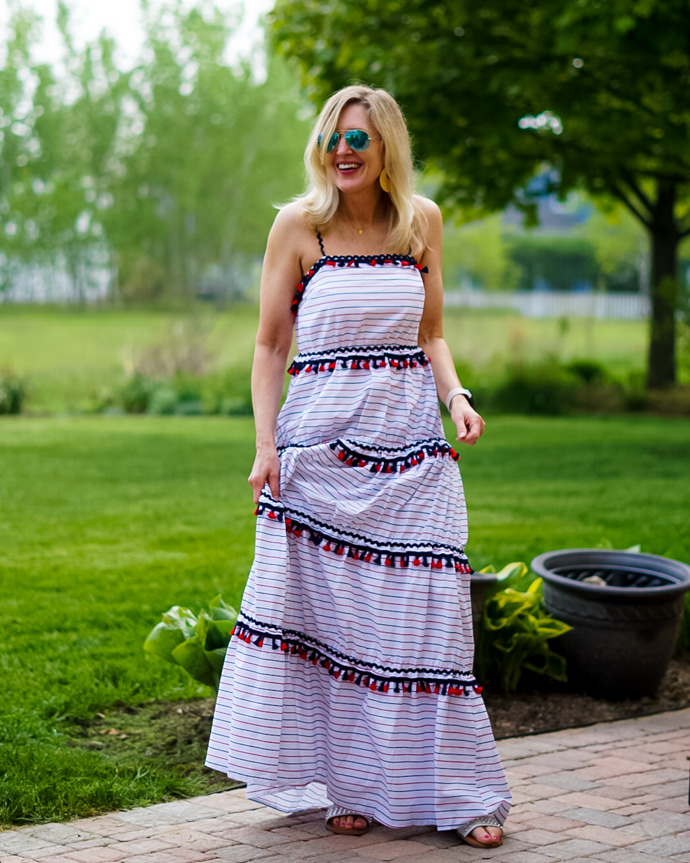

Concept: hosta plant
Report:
left=475, top=562, right=572, bottom=694
left=144, top=595, right=238, bottom=691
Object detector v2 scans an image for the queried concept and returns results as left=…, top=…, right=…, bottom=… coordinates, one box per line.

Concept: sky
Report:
left=0, top=0, right=276, bottom=71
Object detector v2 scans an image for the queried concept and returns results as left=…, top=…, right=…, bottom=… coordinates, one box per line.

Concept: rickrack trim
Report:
left=232, top=614, right=481, bottom=697
left=291, top=254, right=429, bottom=314
left=287, top=346, right=429, bottom=377
left=254, top=501, right=472, bottom=573
left=330, top=438, right=459, bottom=472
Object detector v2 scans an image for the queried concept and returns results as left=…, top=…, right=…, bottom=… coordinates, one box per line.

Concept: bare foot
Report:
left=469, top=825, right=503, bottom=845
left=329, top=814, right=368, bottom=832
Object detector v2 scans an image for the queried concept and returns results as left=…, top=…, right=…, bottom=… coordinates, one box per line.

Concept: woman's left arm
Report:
left=417, top=198, right=486, bottom=445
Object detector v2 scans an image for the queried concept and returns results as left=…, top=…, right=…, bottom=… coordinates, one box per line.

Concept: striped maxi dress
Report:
left=205, top=248, right=512, bottom=832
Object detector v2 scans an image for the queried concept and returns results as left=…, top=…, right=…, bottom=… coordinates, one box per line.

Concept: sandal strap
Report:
left=457, top=815, right=503, bottom=837
left=326, top=804, right=370, bottom=823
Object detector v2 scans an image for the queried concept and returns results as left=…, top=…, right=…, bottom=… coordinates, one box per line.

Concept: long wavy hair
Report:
left=295, top=85, right=427, bottom=257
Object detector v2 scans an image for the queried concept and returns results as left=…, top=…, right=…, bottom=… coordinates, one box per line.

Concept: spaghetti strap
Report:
left=316, top=230, right=325, bottom=255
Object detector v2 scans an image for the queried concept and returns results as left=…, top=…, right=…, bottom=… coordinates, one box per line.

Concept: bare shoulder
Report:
left=268, top=202, right=318, bottom=272
left=413, top=194, right=442, bottom=221
left=270, top=201, right=311, bottom=239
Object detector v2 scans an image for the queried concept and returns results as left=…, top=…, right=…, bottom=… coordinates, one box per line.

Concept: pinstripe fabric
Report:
left=206, top=256, right=511, bottom=831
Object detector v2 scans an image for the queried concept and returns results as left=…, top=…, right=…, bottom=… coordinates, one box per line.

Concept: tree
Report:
left=0, top=1, right=311, bottom=303
left=272, top=0, right=690, bottom=388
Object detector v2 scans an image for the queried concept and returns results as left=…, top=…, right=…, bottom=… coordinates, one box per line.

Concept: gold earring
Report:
left=379, top=168, right=390, bottom=192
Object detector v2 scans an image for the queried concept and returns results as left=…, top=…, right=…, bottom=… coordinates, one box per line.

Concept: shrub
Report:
left=565, top=359, right=610, bottom=385
left=144, top=596, right=238, bottom=691
left=0, top=369, right=27, bottom=415
left=475, top=563, right=572, bottom=694
left=490, top=361, right=580, bottom=415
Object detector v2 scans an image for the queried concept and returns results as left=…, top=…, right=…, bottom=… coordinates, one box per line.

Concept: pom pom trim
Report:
left=231, top=612, right=481, bottom=697
left=254, top=500, right=472, bottom=573
left=328, top=437, right=459, bottom=471
left=287, top=345, right=429, bottom=377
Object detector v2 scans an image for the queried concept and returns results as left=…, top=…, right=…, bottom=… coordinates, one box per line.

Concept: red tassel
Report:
left=370, top=681, right=378, bottom=691
left=385, top=556, right=393, bottom=566
left=364, top=552, right=372, bottom=562
left=336, top=546, right=344, bottom=556
left=358, top=460, right=366, bottom=467
left=280, top=642, right=288, bottom=652
left=363, top=360, right=370, bottom=370
left=352, top=550, right=360, bottom=560
left=323, top=660, right=331, bottom=669
left=337, top=450, right=345, bottom=460
left=323, top=542, right=332, bottom=552
left=304, top=365, right=312, bottom=373
left=230, top=626, right=236, bottom=637
left=254, top=507, right=259, bottom=516
left=400, top=558, right=407, bottom=568
left=319, top=364, right=325, bottom=372
left=329, top=361, right=336, bottom=370
left=413, top=558, right=421, bottom=566
left=401, top=260, right=411, bottom=267
left=474, top=685, right=483, bottom=694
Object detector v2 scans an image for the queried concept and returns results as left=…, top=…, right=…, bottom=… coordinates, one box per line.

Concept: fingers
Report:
left=456, top=411, right=486, bottom=445
left=268, top=469, right=280, bottom=501
left=248, top=469, right=281, bottom=503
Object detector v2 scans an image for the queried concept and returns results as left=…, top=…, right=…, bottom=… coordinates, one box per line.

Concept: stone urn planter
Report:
left=531, top=548, right=690, bottom=699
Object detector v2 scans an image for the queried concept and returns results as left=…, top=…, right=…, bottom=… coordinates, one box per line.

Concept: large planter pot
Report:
left=531, top=549, right=690, bottom=699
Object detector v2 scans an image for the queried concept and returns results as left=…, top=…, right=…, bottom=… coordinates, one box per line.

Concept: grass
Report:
left=1, top=413, right=689, bottom=826
left=0, top=303, right=655, bottom=414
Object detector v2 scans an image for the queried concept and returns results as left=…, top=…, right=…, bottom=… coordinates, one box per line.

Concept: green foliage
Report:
left=0, top=368, right=27, bottom=414
left=144, top=596, right=238, bottom=692
left=565, top=359, right=610, bottom=385
left=0, top=2, right=311, bottom=302
left=476, top=564, right=572, bottom=694
left=272, top=0, right=690, bottom=387
left=506, top=235, right=599, bottom=292
left=491, top=361, right=581, bottom=415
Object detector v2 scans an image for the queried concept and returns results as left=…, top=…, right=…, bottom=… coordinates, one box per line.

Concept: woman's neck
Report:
left=338, top=187, right=389, bottom=229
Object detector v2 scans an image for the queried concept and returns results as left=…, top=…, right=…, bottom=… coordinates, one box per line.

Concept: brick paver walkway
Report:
left=2, top=708, right=689, bottom=863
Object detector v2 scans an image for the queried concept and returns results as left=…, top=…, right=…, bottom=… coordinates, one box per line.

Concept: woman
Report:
left=206, top=85, right=511, bottom=848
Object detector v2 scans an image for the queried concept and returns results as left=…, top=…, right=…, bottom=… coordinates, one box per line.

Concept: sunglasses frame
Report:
left=317, top=129, right=382, bottom=153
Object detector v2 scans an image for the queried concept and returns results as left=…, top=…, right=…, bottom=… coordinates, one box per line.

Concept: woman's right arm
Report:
left=248, top=206, right=305, bottom=504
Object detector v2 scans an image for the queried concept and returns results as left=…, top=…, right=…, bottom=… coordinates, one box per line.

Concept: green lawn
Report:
left=1, top=413, right=689, bottom=825
left=0, top=304, right=654, bottom=414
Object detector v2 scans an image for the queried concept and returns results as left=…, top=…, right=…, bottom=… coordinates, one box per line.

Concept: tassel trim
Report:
left=231, top=614, right=482, bottom=697
left=287, top=345, right=429, bottom=377
left=254, top=501, right=472, bottom=573
left=329, top=438, right=459, bottom=471
left=291, top=254, right=429, bottom=314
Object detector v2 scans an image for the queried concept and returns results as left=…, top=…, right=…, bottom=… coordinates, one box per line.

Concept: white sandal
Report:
left=325, top=803, right=372, bottom=836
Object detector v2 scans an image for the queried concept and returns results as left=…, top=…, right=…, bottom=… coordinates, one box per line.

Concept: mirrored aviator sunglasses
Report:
left=317, top=129, right=380, bottom=153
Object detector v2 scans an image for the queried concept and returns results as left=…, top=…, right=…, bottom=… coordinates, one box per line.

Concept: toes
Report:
left=469, top=826, right=502, bottom=845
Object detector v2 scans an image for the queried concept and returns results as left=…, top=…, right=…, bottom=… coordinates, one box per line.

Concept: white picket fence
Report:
left=444, top=290, right=649, bottom=319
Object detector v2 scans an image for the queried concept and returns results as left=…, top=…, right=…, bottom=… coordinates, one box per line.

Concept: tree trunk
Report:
left=646, top=181, right=679, bottom=389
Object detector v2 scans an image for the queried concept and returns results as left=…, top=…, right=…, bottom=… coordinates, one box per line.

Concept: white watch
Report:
left=445, top=386, right=474, bottom=411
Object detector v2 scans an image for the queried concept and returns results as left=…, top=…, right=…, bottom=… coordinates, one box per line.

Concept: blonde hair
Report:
left=296, top=85, right=427, bottom=258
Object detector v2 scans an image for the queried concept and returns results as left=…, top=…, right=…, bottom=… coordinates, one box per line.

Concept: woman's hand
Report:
left=248, top=446, right=281, bottom=503
left=451, top=397, right=486, bottom=445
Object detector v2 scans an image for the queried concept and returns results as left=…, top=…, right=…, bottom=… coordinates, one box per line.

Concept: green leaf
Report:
left=171, top=638, right=216, bottom=689
left=143, top=621, right=186, bottom=663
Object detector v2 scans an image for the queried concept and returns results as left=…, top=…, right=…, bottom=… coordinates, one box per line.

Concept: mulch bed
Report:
left=485, top=656, right=690, bottom=739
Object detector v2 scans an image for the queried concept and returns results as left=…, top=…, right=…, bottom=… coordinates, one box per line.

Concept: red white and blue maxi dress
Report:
left=206, top=244, right=512, bottom=832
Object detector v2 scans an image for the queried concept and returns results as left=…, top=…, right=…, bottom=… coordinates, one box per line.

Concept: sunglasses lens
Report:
left=346, top=130, right=370, bottom=151
left=327, top=132, right=339, bottom=152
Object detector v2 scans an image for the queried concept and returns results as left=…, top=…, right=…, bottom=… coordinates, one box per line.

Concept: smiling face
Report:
left=328, top=102, right=385, bottom=195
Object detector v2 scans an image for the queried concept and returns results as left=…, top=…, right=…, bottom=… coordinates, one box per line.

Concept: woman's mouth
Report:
left=337, top=162, right=362, bottom=174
